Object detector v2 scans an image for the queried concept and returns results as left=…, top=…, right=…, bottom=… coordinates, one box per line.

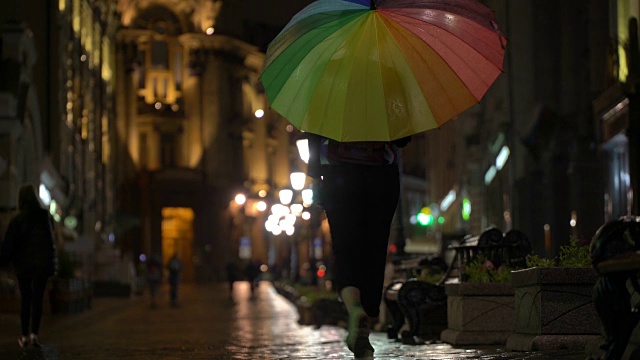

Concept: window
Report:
left=150, top=41, right=169, bottom=69
left=160, top=133, right=177, bottom=167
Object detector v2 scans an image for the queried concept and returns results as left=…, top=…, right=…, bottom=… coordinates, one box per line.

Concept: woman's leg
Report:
left=360, top=165, right=400, bottom=317
left=323, top=164, right=399, bottom=358
left=16, top=271, right=34, bottom=337
left=323, top=166, right=369, bottom=298
left=325, top=165, right=399, bottom=317
left=29, top=272, right=49, bottom=335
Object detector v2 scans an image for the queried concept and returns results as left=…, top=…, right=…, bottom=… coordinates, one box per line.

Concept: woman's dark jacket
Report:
left=0, top=208, right=57, bottom=276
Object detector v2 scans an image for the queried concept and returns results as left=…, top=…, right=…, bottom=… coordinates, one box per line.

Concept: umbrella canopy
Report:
left=260, top=0, right=506, bottom=142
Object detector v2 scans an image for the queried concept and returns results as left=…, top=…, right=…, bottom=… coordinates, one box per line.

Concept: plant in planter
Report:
left=273, top=281, right=346, bottom=328
left=440, top=256, right=517, bottom=345
left=464, top=256, right=515, bottom=283
left=506, top=237, right=601, bottom=351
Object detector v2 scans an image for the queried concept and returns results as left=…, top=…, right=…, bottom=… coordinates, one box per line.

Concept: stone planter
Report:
left=506, top=267, right=600, bottom=351
left=440, top=282, right=515, bottom=345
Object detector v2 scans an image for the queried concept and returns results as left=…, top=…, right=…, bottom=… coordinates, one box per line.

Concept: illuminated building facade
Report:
left=0, top=0, right=120, bottom=280
left=0, top=0, right=327, bottom=285
left=114, top=0, right=297, bottom=282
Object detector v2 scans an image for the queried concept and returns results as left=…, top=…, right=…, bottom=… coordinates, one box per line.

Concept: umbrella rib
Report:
left=338, top=13, right=376, bottom=140
left=264, top=12, right=368, bottom=115
left=391, top=12, right=496, bottom=97
left=376, top=0, right=498, bottom=32
left=378, top=10, right=503, bottom=101
left=374, top=19, right=396, bottom=139
left=280, top=13, right=371, bottom=139
left=380, top=9, right=504, bottom=72
left=382, top=14, right=477, bottom=125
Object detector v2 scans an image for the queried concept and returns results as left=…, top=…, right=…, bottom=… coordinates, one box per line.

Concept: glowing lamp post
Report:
left=295, top=138, right=310, bottom=164
left=290, top=172, right=306, bottom=191
left=234, top=193, right=246, bottom=205
left=279, top=189, right=293, bottom=205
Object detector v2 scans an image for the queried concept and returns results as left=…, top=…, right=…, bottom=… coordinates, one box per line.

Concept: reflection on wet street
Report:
left=0, top=281, right=586, bottom=359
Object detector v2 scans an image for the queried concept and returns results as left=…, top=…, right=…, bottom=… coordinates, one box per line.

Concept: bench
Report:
left=384, top=275, right=448, bottom=344
left=591, top=217, right=640, bottom=360
left=383, top=228, right=532, bottom=345
left=442, top=227, right=531, bottom=283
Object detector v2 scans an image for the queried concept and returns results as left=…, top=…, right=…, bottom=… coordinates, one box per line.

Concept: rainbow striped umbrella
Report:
left=260, top=0, right=506, bottom=142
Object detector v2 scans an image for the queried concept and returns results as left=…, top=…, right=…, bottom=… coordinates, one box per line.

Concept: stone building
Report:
left=418, top=1, right=632, bottom=259
left=0, top=0, right=312, bottom=285
left=0, top=0, right=121, bottom=281
left=114, top=0, right=304, bottom=282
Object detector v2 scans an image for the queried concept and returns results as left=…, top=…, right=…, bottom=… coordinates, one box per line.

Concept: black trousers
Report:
left=321, top=164, right=399, bottom=318
left=17, top=269, right=50, bottom=336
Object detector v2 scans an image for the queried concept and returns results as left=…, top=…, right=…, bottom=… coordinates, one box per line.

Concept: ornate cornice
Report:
left=179, top=33, right=264, bottom=73
left=117, top=0, right=223, bottom=34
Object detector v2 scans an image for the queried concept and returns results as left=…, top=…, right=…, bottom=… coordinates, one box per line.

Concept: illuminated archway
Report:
left=161, top=207, right=194, bottom=282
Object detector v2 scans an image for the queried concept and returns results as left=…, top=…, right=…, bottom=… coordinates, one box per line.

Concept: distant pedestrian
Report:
left=147, top=255, right=161, bottom=308
left=0, top=184, right=57, bottom=348
left=244, top=259, right=261, bottom=297
left=225, top=262, right=239, bottom=298
left=167, top=253, right=182, bottom=307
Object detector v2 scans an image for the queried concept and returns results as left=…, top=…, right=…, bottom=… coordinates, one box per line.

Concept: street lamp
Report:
left=296, top=138, right=309, bottom=164
left=234, top=193, right=246, bottom=205
left=301, top=189, right=313, bottom=207
left=290, top=172, right=306, bottom=191
left=263, top=133, right=320, bottom=282
left=279, top=189, right=293, bottom=205
left=290, top=203, right=304, bottom=216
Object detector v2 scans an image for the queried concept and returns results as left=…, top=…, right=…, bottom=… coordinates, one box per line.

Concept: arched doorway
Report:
left=161, top=207, right=194, bottom=282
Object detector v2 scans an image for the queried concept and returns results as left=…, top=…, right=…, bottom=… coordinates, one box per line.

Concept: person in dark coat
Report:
left=244, top=259, right=261, bottom=297
left=0, top=184, right=57, bottom=348
left=166, top=253, right=183, bottom=307
left=147, top=255, right=161, bottom=308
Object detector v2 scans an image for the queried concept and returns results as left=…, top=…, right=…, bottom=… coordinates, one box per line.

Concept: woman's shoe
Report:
left=30, top=334, right=42, bottom=347
left=18, top=335, right=29, bottom=348
left=346, top=308, right=374, bottom=359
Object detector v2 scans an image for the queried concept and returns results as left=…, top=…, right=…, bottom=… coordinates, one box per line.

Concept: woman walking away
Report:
left=0, top=184, right=57, bottom=348
left=307, top=134, right=411, bottom=359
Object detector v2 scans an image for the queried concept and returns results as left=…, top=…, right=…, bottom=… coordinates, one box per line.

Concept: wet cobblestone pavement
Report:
left=0, top=282, right=588, bottom=359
